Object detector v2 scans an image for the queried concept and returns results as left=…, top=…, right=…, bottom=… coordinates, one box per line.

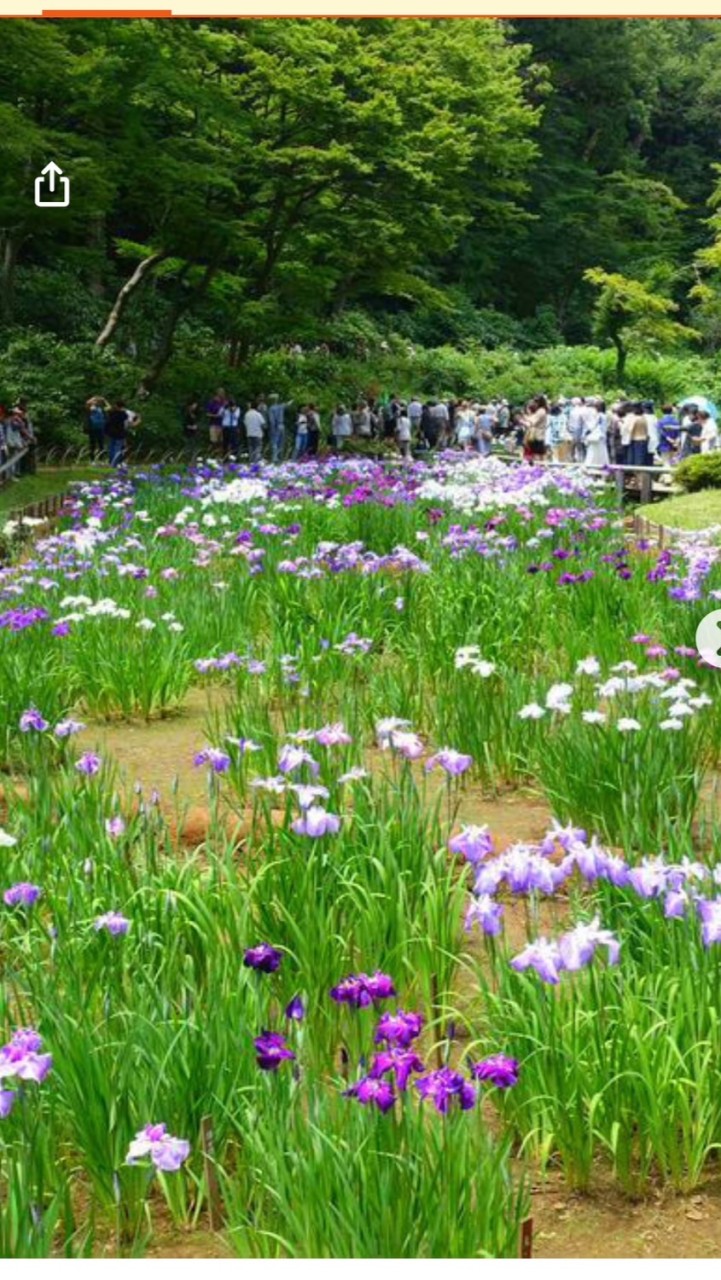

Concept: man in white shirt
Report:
left=408, top=398, right=423, bottom=433
left=429, top=400, right=450, bottom=447
left=568, top=398, right=586, bottom=463
left=700, top=410, right=719, bottom=453
left=244, top=402, right=265, bottom=465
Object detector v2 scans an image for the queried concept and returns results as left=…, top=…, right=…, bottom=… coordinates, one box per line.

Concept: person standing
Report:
left=395, top=407, right=412, bottom=458
left=429, top=398, right=450, bottom=447
left=206, top=388, right=226, bottom=454
left=584, top=399, right=609, bottom=467
left=331, top=404, right=352, bottom=453
left=182, top=395, right=201, bottom=456
left=627, top=402, right=650, bottom=467
left=455, top=400, right=474, bottom=451
left=523, top=396, right=548, bottom=462
left=105, top=399, right=132, bottom=467
left=657, top=405, right=681, bottom=460
left=699, top=409, right=719, bottom=453
left=244, top=400, right=265, bottom=465
left=546, top=403, right=571, bottom=462
left=474, top=405, right=495, bottom=457
left=568, top=398, right=587, bottom=463
left=306, top=404, right=321, bottom=457
left=268, top=394, right=293, bottom=463
left=85, top=396, right=109, bottom=460
left=408, top=396, right=423, bottom=436
left=221, top=398, right=241, bottom=456
left=292, top=406, right=309, bottom=460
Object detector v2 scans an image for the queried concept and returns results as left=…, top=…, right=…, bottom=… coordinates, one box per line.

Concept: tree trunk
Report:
left=0, top=232, right=21, bottom=326
left=86, top=215, right=108, bottom=300
left=612, top=333, right=627, bottom=386
left=137, top=263, right=215, bottom=396
left=95, top=251, right=167, bottom=348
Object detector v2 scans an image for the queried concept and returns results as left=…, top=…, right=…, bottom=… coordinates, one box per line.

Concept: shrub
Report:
left=675, top=453, right=721, bottom=492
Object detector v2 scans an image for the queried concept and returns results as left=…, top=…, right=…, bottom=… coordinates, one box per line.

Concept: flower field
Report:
left=2, top=454, right=721, bottom=1258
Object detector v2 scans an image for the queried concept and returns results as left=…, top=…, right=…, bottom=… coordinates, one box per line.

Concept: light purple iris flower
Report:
left=510, top=937, right=564, bottom=985
left=94, top=911, right=130, bottom=936
left=19, top=709, right=49, bottom=733
left=425, top=748, right=473, bottom=777
left=315, top=723, right=352, bottom=747
left=448, top=825, right=494, bottom=866
left=697, top=898, right=721, bottom=947
left=3, top=882, right=41, bottom=908
left=126, top=1123, right=190, bottom=1173
left=278, top=744, right=320, bottom=777
left=54, top=719, right=86, bottom=739
left=464, top=894, right=504, bottom=937
left=0, top=1029, right=52, bottom=1084
left=291, top=806, right=340, bottom=837
left=557, top=916, right=620, bottom=971
left=75, top=752, right=102, bottom=776
left=0, top=1090, right=15, bottom=1118
left=193, top=747, right=231, bottom=774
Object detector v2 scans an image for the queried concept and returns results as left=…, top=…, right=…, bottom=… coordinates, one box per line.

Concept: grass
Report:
left=637, top=488, right=721, bottom=533
left=0, top=466, right=110, bottom=515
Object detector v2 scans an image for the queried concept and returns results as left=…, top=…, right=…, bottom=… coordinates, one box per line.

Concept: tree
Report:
left=584, top=268, right=697, bottom=383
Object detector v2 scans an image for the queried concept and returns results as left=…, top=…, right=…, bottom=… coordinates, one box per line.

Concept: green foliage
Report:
left=675, top=453, right=721, bottom=492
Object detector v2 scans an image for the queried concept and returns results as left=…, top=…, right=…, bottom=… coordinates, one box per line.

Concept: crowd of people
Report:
left=0, top=400, right=36, bottom=479
left=79, top=387, right=719, bottom=469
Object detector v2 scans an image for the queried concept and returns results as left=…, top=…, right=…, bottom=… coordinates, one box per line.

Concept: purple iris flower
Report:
left=94, top=911, right=130, bottom=936
left=628, top=861, right=668, bottom=900
left=315, top=723, right=352, bottom=747
left=193, top=747, right=231, bottom=774
left=374, top=1010, right=424, bottom=1047
left=510, top=937, right=563, bottom=984
left=76, top=752, right=102, bottom=776
left=54, top=719, right=86, bottom=738
left=244, top=943, right=282, bottom=973
left=278, top=744, right=320, bottom=777
left=464, top=894, right=504, bottom=937
left=0, top=1090, right=15, bottom=1118
left=448, top=825, right=494, bottom=865
left=697, top=898, right=721, bottom=947
left=471, top=1054, right=520, bottom=1089
left=285, top=995, right=305, bottom=1021
left=370, top=1047, right=425, bottom=1091
left=254, top=1031, right=296, bottom=1072
left=664, top=889, right=689, bottom=919
left=126, top=1123, right=190, bottom=1173
left=344, top=1074, right=396, bottom=1113
left=19, top=709, right=49, bottom=733
left=0, top=1029, right=52, bottom=1084
left=330, top=970, right=396, bottom=1008
left=557, top=917, right=620, bottom=971
left=425, top=748, right=473, bottom=777
left=291, top=807, right=341, bottom=838
left=415, top=1067, right=476, bottom=1114
left=3, top=881, right=41, bottom=910
left=105, top=816, right=126, bottom=839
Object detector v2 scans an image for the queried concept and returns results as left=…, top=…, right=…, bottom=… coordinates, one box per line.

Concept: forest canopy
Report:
left=3, top=16, right=721, bottom=443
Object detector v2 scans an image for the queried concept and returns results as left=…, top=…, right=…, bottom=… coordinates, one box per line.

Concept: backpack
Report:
left=89, top=405, right=106, bottom=431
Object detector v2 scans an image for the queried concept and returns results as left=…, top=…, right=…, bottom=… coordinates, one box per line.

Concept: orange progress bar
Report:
left=42, top=9, right=173, bottom=15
